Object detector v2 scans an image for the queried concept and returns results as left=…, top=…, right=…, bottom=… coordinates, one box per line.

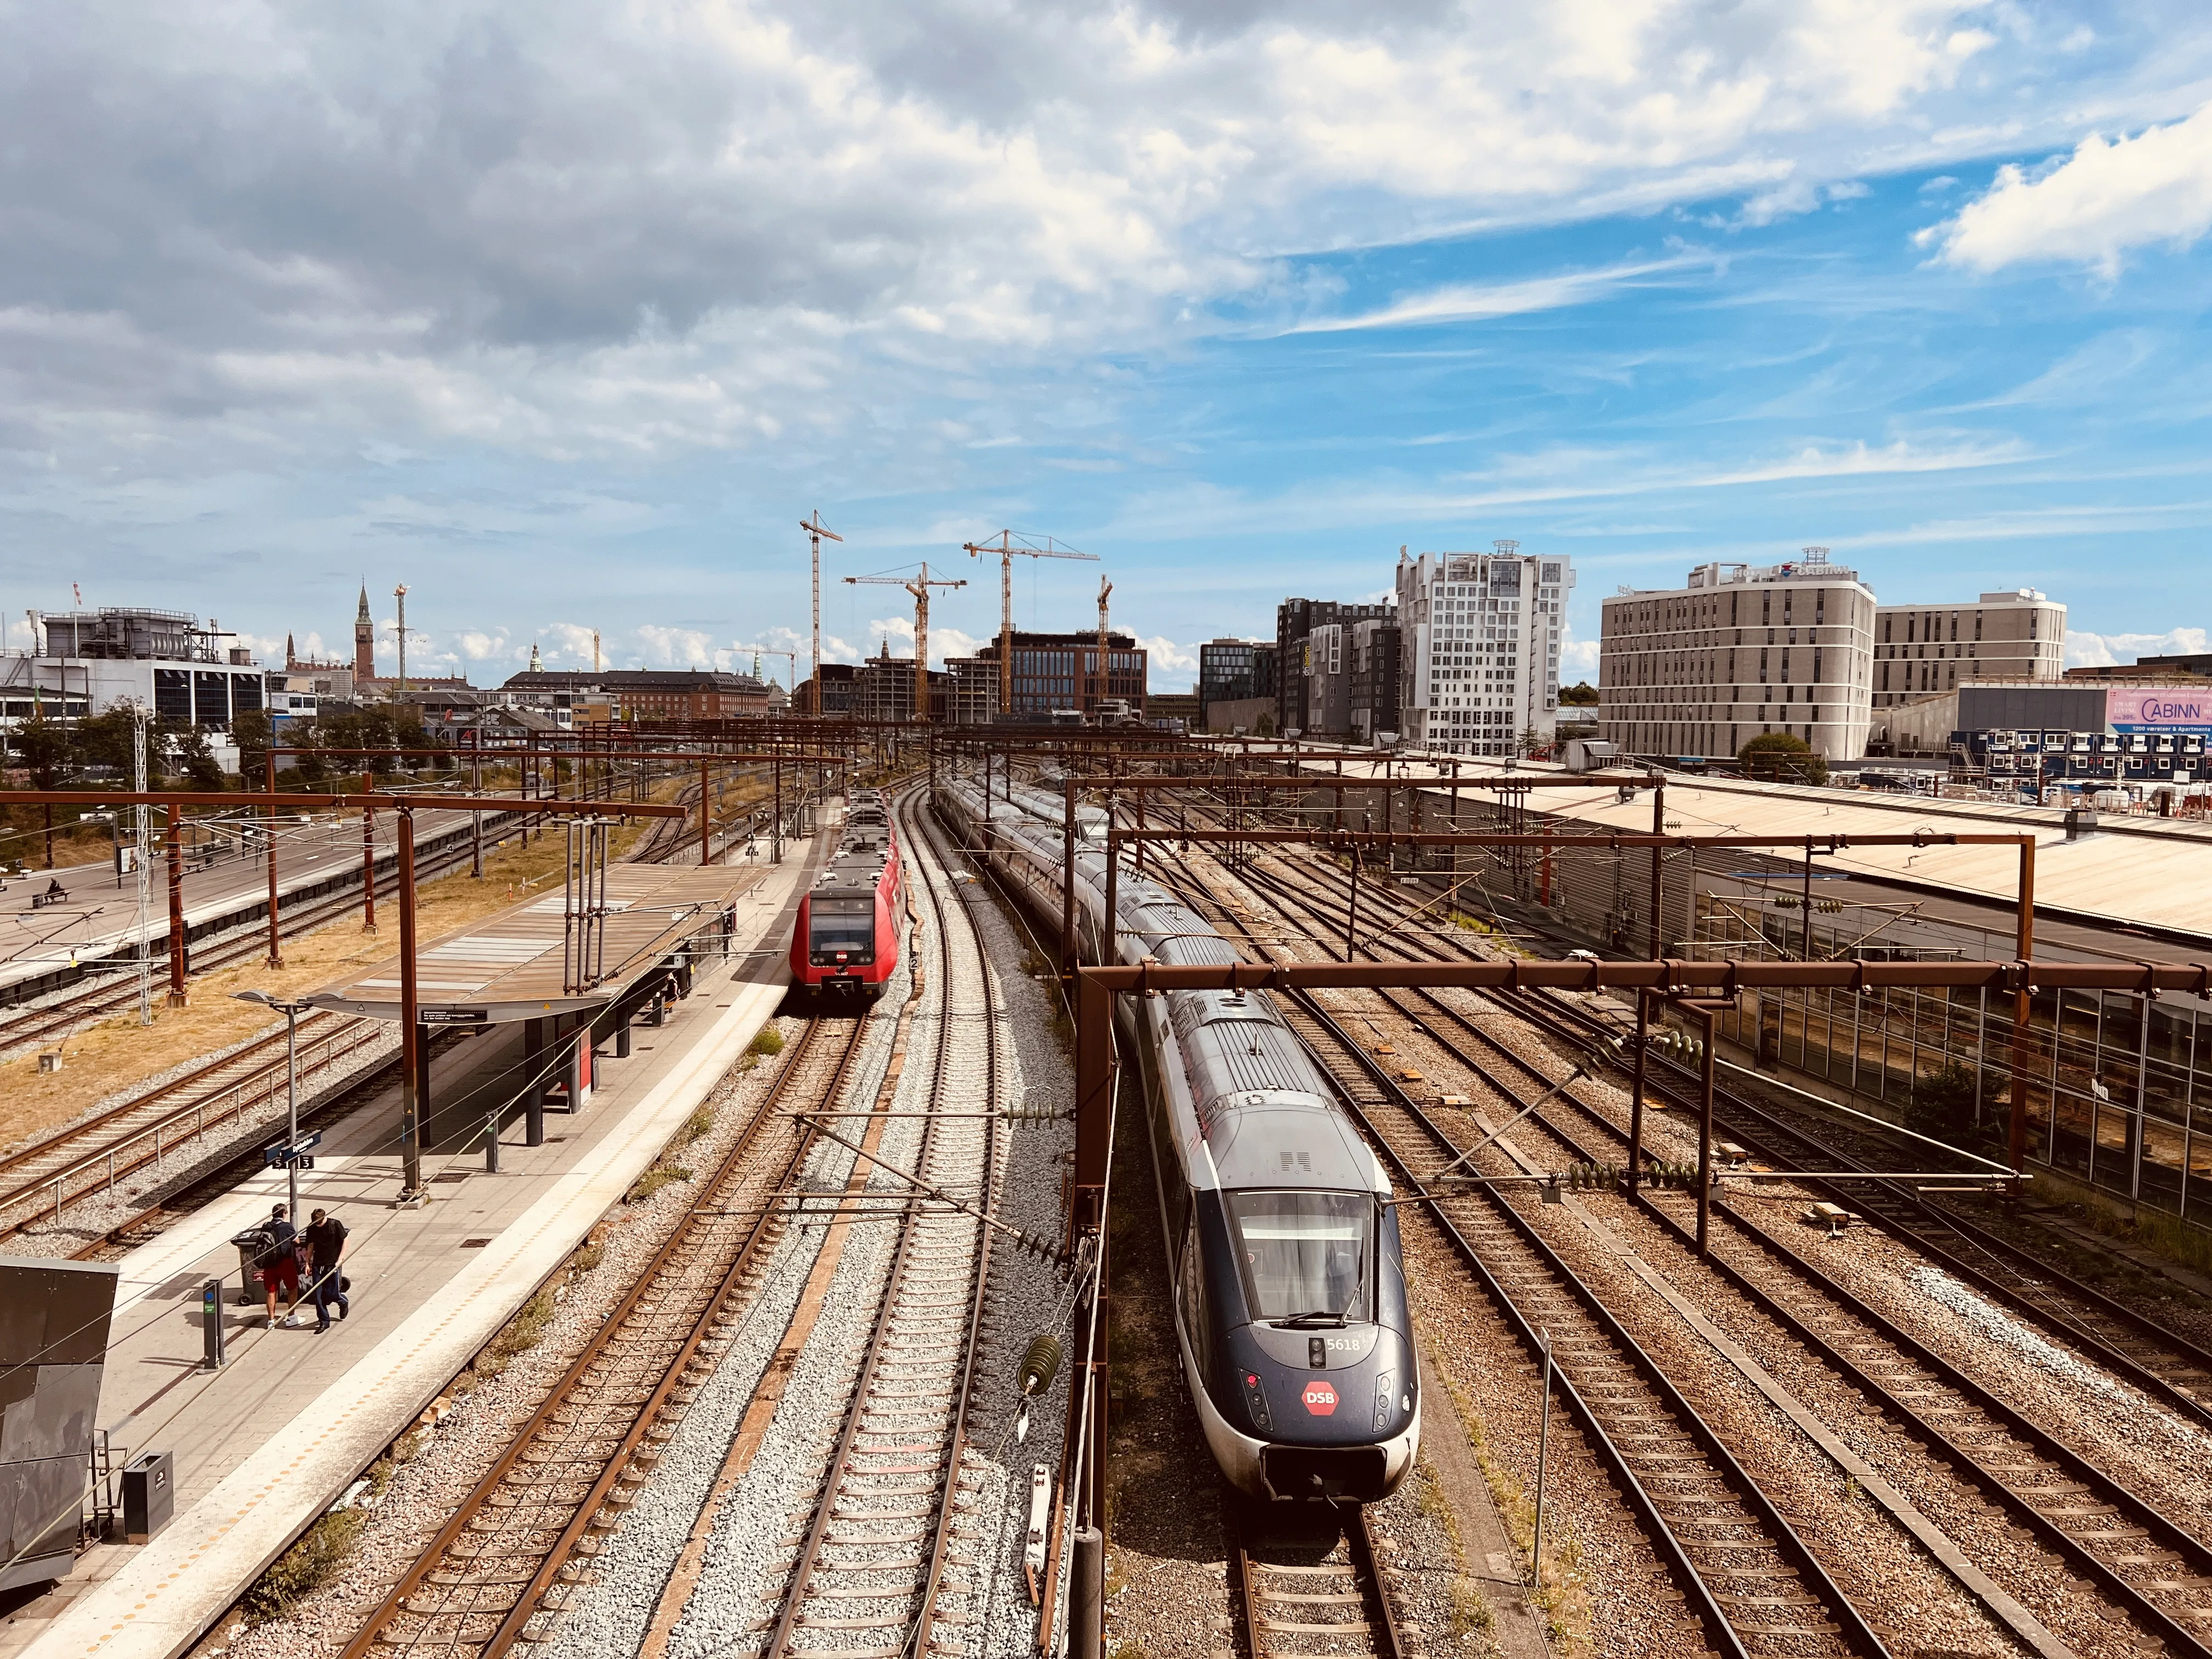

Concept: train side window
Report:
left=1180, top=1210, right=1205, bottom=1340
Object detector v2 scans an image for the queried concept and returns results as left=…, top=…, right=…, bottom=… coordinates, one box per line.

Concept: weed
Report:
left=493, top=1289, right=557, bottom=1359
left=748, top=1025, right=786, bottom=1057
left=241, top=1507, right=366, bottom=1624
left=1844, top=1474, right=1862, bottom=1504
left=1450, top=1576, right=1496, bottom=1640
left=2032, top=1175, right=2212, bottom=1279
left=627, top=1164, right=692, bottom=1203
left=680, top=1104, right=716, bottom=1146
left=569, top=1242, right=606, bottom=1276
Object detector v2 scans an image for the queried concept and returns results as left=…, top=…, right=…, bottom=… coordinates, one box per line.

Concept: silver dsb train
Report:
left=934, top=772, right=1419, bottom=1502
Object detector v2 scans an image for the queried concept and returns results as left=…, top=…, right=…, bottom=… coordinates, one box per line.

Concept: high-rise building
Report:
left=1198, top=639, right=1268, bottom=723
left=1276, top=599, right=1392, bottom=735
left=1348, top=618, right=1401, bottom=742
left=1597, top=549, right=1876, bottom=762
left=1396, top=543, right=1573, bottom=757
left=1871, top=589, right=2066, bottom=707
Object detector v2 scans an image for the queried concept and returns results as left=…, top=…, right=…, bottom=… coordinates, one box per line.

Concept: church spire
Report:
left=353, top=579, right=376, bottom=681
left=529, top=639, right=543, bottom=673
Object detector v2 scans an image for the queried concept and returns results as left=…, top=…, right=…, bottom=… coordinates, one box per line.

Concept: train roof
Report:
left=812, top=809, right=897, bottom=896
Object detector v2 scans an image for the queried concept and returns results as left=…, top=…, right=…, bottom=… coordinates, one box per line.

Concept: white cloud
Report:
left=1282, top=256, right=1711, bottom=334
left=1925, top=101, right=2212, bottom=275
left=2066, top=627, right=2212, bottom=669
left=1140, top=636, right=1199, bottom=678
left=0, top=0, right=2029, bottom=467
left=1560, top=631, right=1600, bottom=679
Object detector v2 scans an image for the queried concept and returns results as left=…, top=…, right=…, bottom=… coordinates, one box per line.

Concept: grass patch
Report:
left=1435, top=1366, right=1594, bottom=1656
left=2029, top=1173, right=2212, bottom=1280
left=679, top=1104, right=716, bottom=1146
left=492, top=1288, right=557, bottom=1359
left=627, top=1164, right=692, bottom=1204
left=1450, top=1576, right=1497, bottom=1642
left=241, top=1506, right=368, bottom=1624
left=569, top=1241, right=606, bottom=1276
left=747, top=1025, right=785, bottom=1057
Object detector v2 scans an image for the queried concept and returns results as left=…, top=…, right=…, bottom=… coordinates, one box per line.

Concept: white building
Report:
left=1872, top=589, right=2066, bottom=708
left=1396, top=543, right=1573, bottom=757
left=1598, top=549, right=1877, bottom=763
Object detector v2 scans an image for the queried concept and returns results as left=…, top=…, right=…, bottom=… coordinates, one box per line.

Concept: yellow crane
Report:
left=843, top=563, right=967, bottom=721
left=1093, top=577, right=1114, bottom=715
left=962, top=531, right=1098, bottom=715
left=798, top=511, right=843, bottom=713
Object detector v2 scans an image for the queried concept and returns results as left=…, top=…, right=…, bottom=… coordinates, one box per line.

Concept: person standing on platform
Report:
left=304, top=1207, right=351, bottom=1333
left=256, top=1203, right=302, bottom=1328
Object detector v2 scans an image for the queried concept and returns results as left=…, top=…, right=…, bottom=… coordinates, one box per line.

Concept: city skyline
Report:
left=4, top=5, right=2209, bottom=687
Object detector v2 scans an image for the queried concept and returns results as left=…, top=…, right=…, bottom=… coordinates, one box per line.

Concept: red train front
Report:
left=789, top=793, right=905, bottom=1002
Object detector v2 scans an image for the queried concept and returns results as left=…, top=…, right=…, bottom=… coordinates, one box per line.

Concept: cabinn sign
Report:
left=2108, top=689, right=2212, bottom=731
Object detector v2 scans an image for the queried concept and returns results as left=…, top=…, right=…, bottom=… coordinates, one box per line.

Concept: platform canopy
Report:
left=308, top=864, right=766, bottom=1024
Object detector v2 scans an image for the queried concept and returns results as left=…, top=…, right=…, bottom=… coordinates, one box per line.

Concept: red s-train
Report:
left=789, top=792, right=906, bottom=1001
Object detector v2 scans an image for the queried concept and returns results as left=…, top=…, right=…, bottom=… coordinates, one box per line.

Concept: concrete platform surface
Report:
left=2, top=838, right=821, bottom=1659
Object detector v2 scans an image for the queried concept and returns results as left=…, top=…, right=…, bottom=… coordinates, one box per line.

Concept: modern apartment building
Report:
left=1598, top=549, right=1877, bottom=761
left=1276, top=599, right=1391, bottom=736
left=1871, top=589, right=2066, bottom=708
left=1395, top=543, right=1573, bottom=757
left=1348, top=617, right=1401, bottom=742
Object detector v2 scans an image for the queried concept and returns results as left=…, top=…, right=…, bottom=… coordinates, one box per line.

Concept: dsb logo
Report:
left=1301, top=1379, right=1339, bottom=1416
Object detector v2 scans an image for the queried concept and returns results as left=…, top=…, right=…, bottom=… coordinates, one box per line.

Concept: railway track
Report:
left=1173, top=837, right=2212, bottom=1652
left=1232, top=1502, right=1406, bottom=1659
left=338, top=1013, right=870, bottom=1659
left=0, top=1009, right=383, bottom=1237
left=1143, top=849, right=1886, bottom=1657
left=1212, top=832, right=2212, bottom=1429
left=0, top=770, right=775, bottom=1254
left=747, top=786, right=1005, bottom=1659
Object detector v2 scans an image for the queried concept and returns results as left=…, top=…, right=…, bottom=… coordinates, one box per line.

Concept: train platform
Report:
left=0, top=806, right=497, bottom=1008
left=1, top=831, right=830, bottom=1659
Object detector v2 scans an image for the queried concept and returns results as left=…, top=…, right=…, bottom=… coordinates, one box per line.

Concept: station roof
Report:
left=1283, top=752, right=2212, bottom=946
left=307, top=863, right=765, bottom=1024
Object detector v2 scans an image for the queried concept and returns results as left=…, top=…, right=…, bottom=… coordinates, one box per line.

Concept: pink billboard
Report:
left=2108, top=688, right=2212, bottom=730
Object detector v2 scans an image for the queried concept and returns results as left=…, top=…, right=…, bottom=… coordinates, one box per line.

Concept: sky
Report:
left=4, top=1, right=2211, bottom=691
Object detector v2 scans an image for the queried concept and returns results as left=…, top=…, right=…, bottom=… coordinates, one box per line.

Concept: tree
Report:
left=1559, top=680, right=1599, bottom=707
left=232, top=709, right=273, bottom=782
left=1738, top=731, right=1828, bottom=787
left=1906, top=1062, right=2001, bottom=1152
left=10, top=713, right=72, bottom=868
left=169, top=722, right=227, bottom=791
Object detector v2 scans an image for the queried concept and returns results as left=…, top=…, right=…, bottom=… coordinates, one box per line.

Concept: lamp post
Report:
left=234, top=990, right=310, bottom=1217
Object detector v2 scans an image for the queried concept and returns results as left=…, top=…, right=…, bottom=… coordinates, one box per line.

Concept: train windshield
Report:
left=1228, top=1190, right=1370, bottom=1324
left=809, top=896, right=876, bottom=958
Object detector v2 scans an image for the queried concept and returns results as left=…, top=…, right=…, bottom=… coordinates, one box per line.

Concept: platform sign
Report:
left=262, top=1132, right=322, bottom=1167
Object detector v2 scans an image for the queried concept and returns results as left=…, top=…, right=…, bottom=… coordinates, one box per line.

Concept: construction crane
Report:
left=798, top=512, right=844, bottom=713
left=1094, top=576, right=1114, bottom=715
left=843, top=563, right=966, bottom=721
left=733, top=645, right=798, bottom=701
left=962, top=531, right=1097, bottom=715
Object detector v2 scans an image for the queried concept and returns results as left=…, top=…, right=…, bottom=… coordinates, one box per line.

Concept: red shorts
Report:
left=259, top=1257, right=300, bottom=1299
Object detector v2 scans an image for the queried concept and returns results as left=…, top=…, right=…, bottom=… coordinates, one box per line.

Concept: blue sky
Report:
left=3, top=1, right=2210, bottom=690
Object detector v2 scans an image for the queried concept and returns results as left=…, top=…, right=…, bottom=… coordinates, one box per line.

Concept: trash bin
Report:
left=122, top=1451, right=173, bottom=1544
left=230, top=1228, right=274, bottom=1307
